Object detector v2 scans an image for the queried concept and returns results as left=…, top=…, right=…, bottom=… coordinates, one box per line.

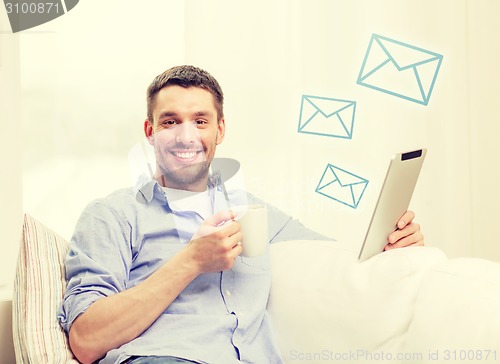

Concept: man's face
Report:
left=145, top=85, right=225, bottom=191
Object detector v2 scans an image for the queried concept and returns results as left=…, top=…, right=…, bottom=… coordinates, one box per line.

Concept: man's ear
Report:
left=216, top=118, right=226, bottom=145
left=144, top=119, right=154, bottom=145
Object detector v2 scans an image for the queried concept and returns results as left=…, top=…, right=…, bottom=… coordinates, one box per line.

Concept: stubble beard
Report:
left=154, top=131, right=220, bottom=190
left=158, top=159, right=211, bottom=189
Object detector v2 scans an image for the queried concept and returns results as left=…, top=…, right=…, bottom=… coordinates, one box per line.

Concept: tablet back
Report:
left=358, top=149, right=426, bottom=262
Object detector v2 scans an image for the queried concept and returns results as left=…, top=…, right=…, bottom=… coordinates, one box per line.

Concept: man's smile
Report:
left=169, top=149, right=204, bottom=163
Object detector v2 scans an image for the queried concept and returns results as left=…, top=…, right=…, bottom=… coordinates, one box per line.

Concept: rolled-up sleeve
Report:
left=58, top=200, right=132, bottom=333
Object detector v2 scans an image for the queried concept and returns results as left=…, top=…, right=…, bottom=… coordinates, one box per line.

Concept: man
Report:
left=59, top=65, right=424, bottom=364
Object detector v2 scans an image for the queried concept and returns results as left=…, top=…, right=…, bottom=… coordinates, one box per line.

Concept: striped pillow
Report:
left=12, top=214, right=78, bottom=363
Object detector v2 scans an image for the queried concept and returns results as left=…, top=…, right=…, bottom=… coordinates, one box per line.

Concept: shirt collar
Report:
left=134, top=173, right=164, bottom=204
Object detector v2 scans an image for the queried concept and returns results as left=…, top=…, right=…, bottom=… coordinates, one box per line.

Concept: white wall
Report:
left=467, top=1, right=500, bottom=260
left=19, top=0, right=186, bottom=240
left=3, top=0, right=499, bottom=293
left=0, top=9, right=22, bottom=289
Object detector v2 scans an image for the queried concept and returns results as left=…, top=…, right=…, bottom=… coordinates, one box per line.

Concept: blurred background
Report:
left=2, top=0, right=500, bottom=288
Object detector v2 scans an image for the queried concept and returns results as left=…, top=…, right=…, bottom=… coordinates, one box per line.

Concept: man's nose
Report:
left=175, top=122, right=199, bottom=144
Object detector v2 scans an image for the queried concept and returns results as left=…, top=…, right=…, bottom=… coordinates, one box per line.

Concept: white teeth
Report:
left=175, top=152, right=197, bottom=159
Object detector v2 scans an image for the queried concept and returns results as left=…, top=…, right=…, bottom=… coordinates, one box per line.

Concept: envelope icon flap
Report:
left=330, top=165, right=367, bottom=187
left=376, top=35, right=442, bottom=71
left=318, top=165, right=367, bottom=189
left=305, top=96, right=354, bottom=118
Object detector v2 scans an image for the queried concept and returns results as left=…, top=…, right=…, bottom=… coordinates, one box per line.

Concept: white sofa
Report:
left=10, top=215, right=500, bottom=363
left=268, top=240, right=500, bottom=364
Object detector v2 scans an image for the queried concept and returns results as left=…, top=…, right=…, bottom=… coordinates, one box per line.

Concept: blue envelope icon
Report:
left=357, top=34, right=443, bottom=105
left=315, top=164, right=369, bottom=209
left=298, top=95, right=356, bottom=139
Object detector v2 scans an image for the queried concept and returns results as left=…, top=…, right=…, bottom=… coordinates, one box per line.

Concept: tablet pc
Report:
left=358, top=148, right=426, bottom=262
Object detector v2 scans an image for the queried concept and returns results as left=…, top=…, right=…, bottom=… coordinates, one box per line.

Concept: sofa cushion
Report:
left=12, top=214, right=77, bottom=363
left=268, top=240, right=447, bottom=363
left=405, top=257, right=500, bottom=360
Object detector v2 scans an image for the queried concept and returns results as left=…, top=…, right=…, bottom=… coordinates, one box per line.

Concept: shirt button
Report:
left=225, top=289, right=232, bottom=296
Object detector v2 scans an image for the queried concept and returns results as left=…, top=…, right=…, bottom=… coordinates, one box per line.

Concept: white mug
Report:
left=235, top=204, right=268, bottom=257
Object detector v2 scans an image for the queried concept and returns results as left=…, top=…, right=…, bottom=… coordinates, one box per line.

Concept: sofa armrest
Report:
left=0, top=290, right=15, bottom=364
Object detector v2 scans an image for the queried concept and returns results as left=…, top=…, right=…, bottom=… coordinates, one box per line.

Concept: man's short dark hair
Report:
left=146, top=65, right=224, bottom=123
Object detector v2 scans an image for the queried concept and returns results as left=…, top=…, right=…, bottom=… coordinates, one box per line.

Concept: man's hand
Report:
left=187, top=210, right=243, bottom=273
left=384, top=210, right=424, bottom=250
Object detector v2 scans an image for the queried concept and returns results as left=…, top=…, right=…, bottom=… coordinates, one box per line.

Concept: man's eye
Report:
left=162, top=120, right=177, bottom=126
left=195, top=120, right=207, bottom=125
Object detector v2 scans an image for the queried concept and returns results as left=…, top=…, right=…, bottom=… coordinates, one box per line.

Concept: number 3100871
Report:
left=5, top=2, right=62, bottom=14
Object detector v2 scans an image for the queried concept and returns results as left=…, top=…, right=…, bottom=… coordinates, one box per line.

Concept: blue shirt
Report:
left=58, top=175, right=327, bottom=364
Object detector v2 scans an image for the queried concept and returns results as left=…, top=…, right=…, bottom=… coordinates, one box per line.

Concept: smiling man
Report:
left=145, top=84, right=224, bottom=192
left=58, top=65, right=424, bottom=364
